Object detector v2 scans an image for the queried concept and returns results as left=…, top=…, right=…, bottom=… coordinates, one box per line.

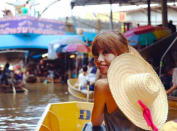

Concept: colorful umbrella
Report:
left=51, top=36, right=86, bottom=52
left=63, top=43, right=90, bottom=53
left=138, top=32, right=156, bottom=46
left=153, top=27, right=170, bottom=40
left=134, top=25, right=155, bottom=34
left=124, top=25, right=156, bottom=46
left=125, top=25, right=170, bottom=46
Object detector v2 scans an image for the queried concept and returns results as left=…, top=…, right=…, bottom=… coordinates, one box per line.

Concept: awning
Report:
left=0, top=34, right=81, bottom=49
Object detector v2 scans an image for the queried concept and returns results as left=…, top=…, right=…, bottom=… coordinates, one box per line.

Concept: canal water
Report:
left=0, top=82, right=176, bottom=130
left=0, top=82, right=82, bottom=130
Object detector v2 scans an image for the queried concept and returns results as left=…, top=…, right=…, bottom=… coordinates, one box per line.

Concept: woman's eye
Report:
left=103, top=50, right=111, bottom=55
left=103, top=50, right=109, bottom=54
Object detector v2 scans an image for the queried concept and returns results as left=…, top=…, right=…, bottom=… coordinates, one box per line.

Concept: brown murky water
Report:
left=0, top=83, right=176, bottom=130
left=0, top=82, right=82, bottom=130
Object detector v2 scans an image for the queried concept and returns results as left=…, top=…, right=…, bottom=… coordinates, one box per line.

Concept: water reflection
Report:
left=0, top=83, right=82, bottom=130
left=0, top=83, right=176, bottom=130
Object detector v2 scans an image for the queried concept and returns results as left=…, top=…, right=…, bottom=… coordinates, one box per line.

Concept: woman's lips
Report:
left=99, top=65, right=108, bottom=71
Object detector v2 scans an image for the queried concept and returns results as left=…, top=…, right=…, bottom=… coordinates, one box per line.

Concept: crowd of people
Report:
left=25, top=59, right=60, bottom=83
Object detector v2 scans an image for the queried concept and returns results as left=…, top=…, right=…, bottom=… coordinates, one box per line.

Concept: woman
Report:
left=90, top=31, right=168, bottom=130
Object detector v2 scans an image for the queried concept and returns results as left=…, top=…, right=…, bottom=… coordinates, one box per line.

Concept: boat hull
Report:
left=167, top=96, right=177, bottom=121
left=37, top=97, right=177, bottom=131
left=36, top=102, right=93, bottom=131
left=0, top=84, right=26, bottom=93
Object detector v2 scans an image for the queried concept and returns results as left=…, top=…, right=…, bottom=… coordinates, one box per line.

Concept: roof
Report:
left=71, top=0, right=175, bottom=6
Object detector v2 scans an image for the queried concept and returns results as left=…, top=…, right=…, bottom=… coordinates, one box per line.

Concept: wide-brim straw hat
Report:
left=159, top=120, right=177, bottom=131
left=107, top=51, right=168, bottom=130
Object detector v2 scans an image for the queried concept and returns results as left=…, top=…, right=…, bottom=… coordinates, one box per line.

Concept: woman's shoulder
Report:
left=95, top=78, right=109, bottom=90
left=96, top=78, right=108, bottom=84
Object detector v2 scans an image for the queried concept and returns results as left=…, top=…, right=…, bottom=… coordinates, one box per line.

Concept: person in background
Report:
left=166, top=67, right=177, bottom=96
left=160, top=67, right=173, bottom=91
left=37, top=59, right=48, bottom=81
left=75, top=54, right=82, bottom=77
left=87, top=58, right=97, bottom=91
left=168, top=20, right=176, bottom=33
left=78, top=65, right=88, bottom=90
left=13, top=67, right=25, bottom=88
left=1, top=63, right=11, bottom=86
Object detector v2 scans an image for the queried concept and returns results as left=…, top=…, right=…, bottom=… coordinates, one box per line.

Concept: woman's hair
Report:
left=92, top=30, right=129, bottom=56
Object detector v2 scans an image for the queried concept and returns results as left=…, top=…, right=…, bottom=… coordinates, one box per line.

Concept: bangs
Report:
left=91, top=31, right=129, bottom=56
left=92, top=39, right=113, bottom=56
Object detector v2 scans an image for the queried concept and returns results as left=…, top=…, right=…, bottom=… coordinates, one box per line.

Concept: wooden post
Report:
left=109, top=0, right=113, bottom=30
left=86, top=84, right=89, bottom=102
left=161, top=0, right=168, bottom=27
left=97, top=19, right=101, bottom=33
left=147, top=0, right=151, bottom=25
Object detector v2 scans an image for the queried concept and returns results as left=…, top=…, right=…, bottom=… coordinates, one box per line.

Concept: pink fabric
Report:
left=134, top=25, right=155, bottom=35
left=138, top=100, right=158, bottom=131
left=64, top=43, right=90, bottom=53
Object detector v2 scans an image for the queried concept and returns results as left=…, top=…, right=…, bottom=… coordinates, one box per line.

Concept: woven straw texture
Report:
left=108, top=53, right=168, bottom=130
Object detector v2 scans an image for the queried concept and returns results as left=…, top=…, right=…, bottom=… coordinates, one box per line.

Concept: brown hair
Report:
left=92, top=30, right=129, bottom=56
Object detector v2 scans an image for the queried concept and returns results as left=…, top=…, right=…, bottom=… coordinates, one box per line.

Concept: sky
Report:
left=0, top=0, right=176, bottom=19
left=0, top=0, right=72, bottom=18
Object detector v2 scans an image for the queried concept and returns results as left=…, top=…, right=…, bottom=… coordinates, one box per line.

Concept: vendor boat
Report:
left=67, top=78, right=94, bottom=101
left=0, top=82, right=26, bottom=93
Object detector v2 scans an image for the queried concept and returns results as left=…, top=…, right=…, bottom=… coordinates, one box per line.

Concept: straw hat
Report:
left=159, top=120, right=177, bottom=131
left=107, top=53, right=168, bottom=130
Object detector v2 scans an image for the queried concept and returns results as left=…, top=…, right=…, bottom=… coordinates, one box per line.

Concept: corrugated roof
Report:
left=71, top=0, right=175, bottom=6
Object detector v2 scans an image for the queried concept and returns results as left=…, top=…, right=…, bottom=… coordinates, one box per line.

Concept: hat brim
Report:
left=108, top=53, right=168, bottom=130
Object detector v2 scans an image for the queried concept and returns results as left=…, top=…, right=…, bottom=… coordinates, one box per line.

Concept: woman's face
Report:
left=94, top=49, right=116, bottom=75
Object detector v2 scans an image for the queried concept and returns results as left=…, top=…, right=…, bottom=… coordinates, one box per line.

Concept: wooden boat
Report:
left=0, top=75, right=28, bottom=93
left=67, top=78, right=94, bottom=101
left=0, top=81, right=28, bottom=93
left=167, top=96, right=177, bottom=121
left=36, top=97, right=177, bottom=131
left=168, top=96, right=177, bottom=109
left=36, top=102, right=93, bottom=131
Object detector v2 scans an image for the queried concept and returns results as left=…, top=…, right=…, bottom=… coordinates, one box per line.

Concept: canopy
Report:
left=0, top=34, right=81, bottom=49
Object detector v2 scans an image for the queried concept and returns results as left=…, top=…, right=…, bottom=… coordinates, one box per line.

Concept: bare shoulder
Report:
left=95, top=78, right=109, bottom=91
